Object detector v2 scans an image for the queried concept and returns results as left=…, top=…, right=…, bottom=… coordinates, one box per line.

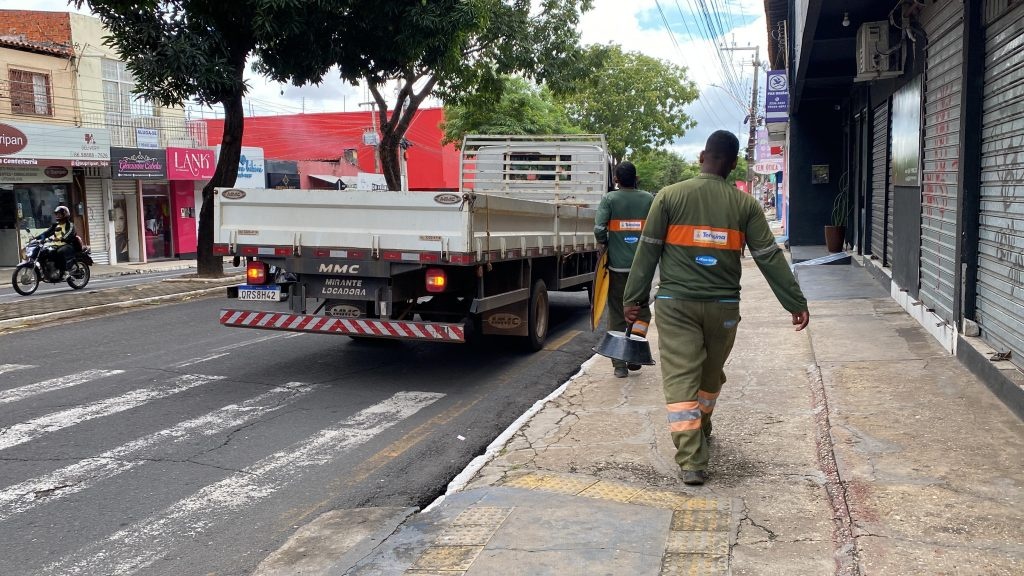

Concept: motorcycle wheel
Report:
left=12, top=264, right=40, bottom=296
left=67, top=261, right=91, bottom=290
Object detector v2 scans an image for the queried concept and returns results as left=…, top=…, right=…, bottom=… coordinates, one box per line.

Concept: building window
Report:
left=102, top=58, right=153, bottom=116
left=9, top=69, right=52, bottom=116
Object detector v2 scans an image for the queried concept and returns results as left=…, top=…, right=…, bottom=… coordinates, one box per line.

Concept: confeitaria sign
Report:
left=0, top=121, right=110, bottom=167
left=111, top=147, right=168, bottom=180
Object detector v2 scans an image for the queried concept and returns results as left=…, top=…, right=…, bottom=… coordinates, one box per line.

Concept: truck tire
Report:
left=525, top=279, right=549, bottom=351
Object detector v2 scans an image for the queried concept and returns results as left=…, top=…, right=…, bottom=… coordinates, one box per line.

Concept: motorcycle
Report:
left=11, top=237, right=93, bottom=296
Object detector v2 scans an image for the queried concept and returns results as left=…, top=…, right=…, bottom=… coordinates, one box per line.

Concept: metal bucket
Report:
left=593, top=322, right=655, bottom=366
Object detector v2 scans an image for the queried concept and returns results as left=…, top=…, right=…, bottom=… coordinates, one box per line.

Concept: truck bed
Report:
left=214, top=188, right=598, bottom=257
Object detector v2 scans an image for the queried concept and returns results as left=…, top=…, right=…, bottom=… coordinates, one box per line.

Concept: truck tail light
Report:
left=425, top=268, right=446, bottom=293
left=247, top=261, right=268, bottom=285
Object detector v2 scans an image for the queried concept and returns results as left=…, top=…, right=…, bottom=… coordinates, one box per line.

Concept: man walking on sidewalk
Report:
left=622, top=131, right=810, bottom=485
left=595, top=161, right=655, bottom=378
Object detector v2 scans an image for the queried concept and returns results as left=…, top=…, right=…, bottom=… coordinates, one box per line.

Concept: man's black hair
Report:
left=615, top=161, right=638, bottom=188
left=704, top=130, right=740, bottom=161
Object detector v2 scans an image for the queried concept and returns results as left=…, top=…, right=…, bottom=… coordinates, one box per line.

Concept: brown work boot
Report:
left=680, top=469, right=707, bottom=486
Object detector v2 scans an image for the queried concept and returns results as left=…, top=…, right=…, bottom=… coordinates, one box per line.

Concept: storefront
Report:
left=167, top=146, right=214, bottom=259
left=0, top=121, right=110, bottom=266
left=110, top=146, right=170, bottom=263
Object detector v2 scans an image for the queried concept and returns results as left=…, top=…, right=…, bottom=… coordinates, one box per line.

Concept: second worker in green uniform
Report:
left=594, top=161, right=654, bottom=378
left=623, top=131, right=810, bottom=486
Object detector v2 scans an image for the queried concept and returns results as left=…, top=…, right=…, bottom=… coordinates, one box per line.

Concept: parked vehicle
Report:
left=11, top=238, right=93, bottom=296
left=214, top=135, right=612, bottom=350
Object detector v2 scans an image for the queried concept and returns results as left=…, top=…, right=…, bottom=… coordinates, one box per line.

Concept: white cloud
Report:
left=2, top=0, right=770, bottom=155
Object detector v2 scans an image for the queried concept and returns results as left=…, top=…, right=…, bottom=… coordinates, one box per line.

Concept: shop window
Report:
left=9, top=69, right=52, bottom=116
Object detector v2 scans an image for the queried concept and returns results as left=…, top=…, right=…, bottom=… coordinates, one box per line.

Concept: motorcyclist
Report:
left=36, top=205, right=77, bottom=275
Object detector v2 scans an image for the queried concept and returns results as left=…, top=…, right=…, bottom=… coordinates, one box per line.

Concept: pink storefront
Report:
left=166, top=147, right=214, bottom=259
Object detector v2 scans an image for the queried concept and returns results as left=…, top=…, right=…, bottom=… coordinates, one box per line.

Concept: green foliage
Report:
left=727, top=157, right=748, bottom=185
left=440, top=77, right=580, bottom=145
left=631, top=148, right=692, bottom=193
left=556, top=44, right=699, bottom=162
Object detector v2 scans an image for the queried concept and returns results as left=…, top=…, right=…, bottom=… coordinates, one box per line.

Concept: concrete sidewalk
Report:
left=257, top=258, right=1024, bottom=576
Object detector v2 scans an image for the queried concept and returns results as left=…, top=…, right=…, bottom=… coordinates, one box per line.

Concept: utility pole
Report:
left=720, top=44, right=761, bottom=191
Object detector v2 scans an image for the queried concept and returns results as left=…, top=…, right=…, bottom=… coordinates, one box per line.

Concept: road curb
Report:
left=0, top=286, right=228, bottom=331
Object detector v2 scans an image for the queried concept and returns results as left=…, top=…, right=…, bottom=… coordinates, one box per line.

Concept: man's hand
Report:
left=624, top=305, right=641, bottom=323
left=792, top=310, right=810, bottom=331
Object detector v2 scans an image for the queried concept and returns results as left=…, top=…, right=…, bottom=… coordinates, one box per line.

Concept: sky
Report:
left=0, top=0, right=769, bottom=160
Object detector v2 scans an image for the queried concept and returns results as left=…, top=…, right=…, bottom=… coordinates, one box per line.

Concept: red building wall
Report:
left=0, top=10, right=72, bottom=45
left=202, top=107, right=459, bottom=191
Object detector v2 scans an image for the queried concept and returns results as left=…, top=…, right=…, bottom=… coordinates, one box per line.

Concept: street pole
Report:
left=721, top=45, right=761, bottom=192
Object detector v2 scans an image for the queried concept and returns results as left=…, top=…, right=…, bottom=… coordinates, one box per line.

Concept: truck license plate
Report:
left=237, top=285, right=281, bottom=301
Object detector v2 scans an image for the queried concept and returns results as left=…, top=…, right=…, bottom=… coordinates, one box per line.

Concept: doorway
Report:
left=142, top=183, right=173, bottom=260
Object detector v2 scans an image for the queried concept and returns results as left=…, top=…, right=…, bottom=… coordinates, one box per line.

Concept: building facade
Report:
left=768, top=0, right=1024, bottom=412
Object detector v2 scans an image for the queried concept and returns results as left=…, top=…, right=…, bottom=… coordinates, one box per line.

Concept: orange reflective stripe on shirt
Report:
left=665, top=224, right=745, bottom=251
left=609, top=219, right=645, bottom=232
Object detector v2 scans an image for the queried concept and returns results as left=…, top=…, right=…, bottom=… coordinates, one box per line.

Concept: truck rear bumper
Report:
left=218, top=309, right=466, bottom=343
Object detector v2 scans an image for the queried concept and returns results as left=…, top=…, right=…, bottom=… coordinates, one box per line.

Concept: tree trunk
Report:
left=196, top=91, right=244, bottom=277
left=378, top=130, right=402, bottom=191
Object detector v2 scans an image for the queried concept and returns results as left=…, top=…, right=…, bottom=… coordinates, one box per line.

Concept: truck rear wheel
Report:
left=525, top=279, right=549, bottom=351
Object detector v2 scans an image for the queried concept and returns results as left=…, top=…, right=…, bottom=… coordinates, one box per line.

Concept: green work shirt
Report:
left=622, top=174, right=807, bottom=313
left=594, top=187, right=655, bottom=272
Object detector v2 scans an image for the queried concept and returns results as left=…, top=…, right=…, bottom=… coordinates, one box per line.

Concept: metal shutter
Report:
left=979, top=3, right=1024, bottom=370
left=871, top=101, right=889, bottom=265
left=84, top=178, right=109, bottom=265
left=918, top=1, right=964, bottom=326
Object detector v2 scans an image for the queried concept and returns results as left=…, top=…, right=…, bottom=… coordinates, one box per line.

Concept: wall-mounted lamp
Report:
left=842, top=12, right=850, bottom=27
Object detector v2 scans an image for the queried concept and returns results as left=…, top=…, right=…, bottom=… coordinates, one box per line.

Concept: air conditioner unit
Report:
left=855, top=21, right=903, bottom=82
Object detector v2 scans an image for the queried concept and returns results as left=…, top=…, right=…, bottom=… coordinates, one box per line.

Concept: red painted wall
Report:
left=202, top=107, right=459, bottom=191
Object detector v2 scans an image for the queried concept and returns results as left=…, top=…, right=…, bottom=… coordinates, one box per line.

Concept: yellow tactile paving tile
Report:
left=578, top=479, right=643, bottom=503
left=664, top=531, right=730, bottom=556
left=500, top=473, right=547, bottom=490
left=408, top=546, right=483, bottom=572
left=627, top=489, right=706, bottom=510
left=404, top=571, right=465, bottom=576
left=670, top=509, right=732, bottom=532
left=659, top=552, right=729, bottom=576
left=451, top=506, right=513, bottom=526
left=435, top=525, right=500, bottom=546
left=532, top=473, right=600, bottom=495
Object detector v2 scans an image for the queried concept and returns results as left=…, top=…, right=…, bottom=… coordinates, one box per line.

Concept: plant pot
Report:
left=824, top=225, right=846, bottom=253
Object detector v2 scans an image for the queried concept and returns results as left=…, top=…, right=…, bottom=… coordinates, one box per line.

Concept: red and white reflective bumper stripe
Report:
left=219, top=309, right=466, bottom=342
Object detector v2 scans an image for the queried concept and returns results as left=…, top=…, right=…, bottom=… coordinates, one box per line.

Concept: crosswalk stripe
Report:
left=44, top=390, right=445, bottom=576
left=0, top=374, right=223, bottom=452
left=0, top=369, right=126, bottom=406
left=0, top=382, right=317, bottom=522
left=0, top=364, right=34, bottom=376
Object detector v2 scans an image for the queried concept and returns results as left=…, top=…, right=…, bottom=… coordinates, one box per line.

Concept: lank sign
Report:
left=167, top=147, right=215, bottom=180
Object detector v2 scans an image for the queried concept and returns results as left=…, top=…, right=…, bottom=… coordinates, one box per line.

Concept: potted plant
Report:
left=825, top=172, right=849, bottom=253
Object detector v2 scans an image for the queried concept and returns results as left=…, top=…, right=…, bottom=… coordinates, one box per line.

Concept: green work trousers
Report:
left=607, top=271, right=652, bottom=368
left=654, top=298, right=740, bottom=471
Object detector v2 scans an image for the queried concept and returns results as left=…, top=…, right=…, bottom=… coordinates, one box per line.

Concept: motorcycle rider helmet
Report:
left=54, top=205, right=71, bottom=221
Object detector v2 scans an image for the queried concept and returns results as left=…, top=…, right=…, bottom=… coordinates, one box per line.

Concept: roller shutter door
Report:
left=918, top=1, right=964, bottom=326
left=978, top=2, right=1024, bottom=370
left=871, top=101, right=889, bottom=265
left=84, top=178, right=109, bottom=265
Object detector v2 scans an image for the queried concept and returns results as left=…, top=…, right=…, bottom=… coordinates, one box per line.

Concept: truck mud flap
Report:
left=218, top=309, right=466, bottom=343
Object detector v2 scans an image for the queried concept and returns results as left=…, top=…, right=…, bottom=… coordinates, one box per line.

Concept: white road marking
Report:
left=0, top=369, right=125, bottom=406
left=211, top=333, right=288, bottom=353
left=0, top=364, right=34, bottom=376
left=0, top=374, right=223, bottom=451
left=0, top=382, right=317, bottom=522
left=170, top=353, right=231, bottom=368
left=45, top=391, right=445, bottom=576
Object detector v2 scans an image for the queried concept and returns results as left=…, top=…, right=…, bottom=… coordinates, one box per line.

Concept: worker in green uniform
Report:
left=595, top=161, right=655, bottom=378
left=623, top=131, right=810, bottom=485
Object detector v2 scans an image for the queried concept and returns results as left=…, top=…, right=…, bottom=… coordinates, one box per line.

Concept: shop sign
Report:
left=267, top=172, right=300, bottom=189
left=0, top=121, right=110, bottom=166
left=136, top=127, right=160, bottom=149
left=167, top=147, right=215, bottom=180
left=753, top=160, right=784, bottom=175
left=216, top=145, right=265, bottom=188
left=0, top=164, right=73, bottom=184
left=765, top=70, right=789, bottom=123
left=111, top=147, right=168, bottom=179
left=891, top=76, right=922, bottom=187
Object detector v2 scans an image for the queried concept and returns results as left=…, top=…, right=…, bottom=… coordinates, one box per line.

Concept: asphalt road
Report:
left=0, top=291, right=601, bottom=576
